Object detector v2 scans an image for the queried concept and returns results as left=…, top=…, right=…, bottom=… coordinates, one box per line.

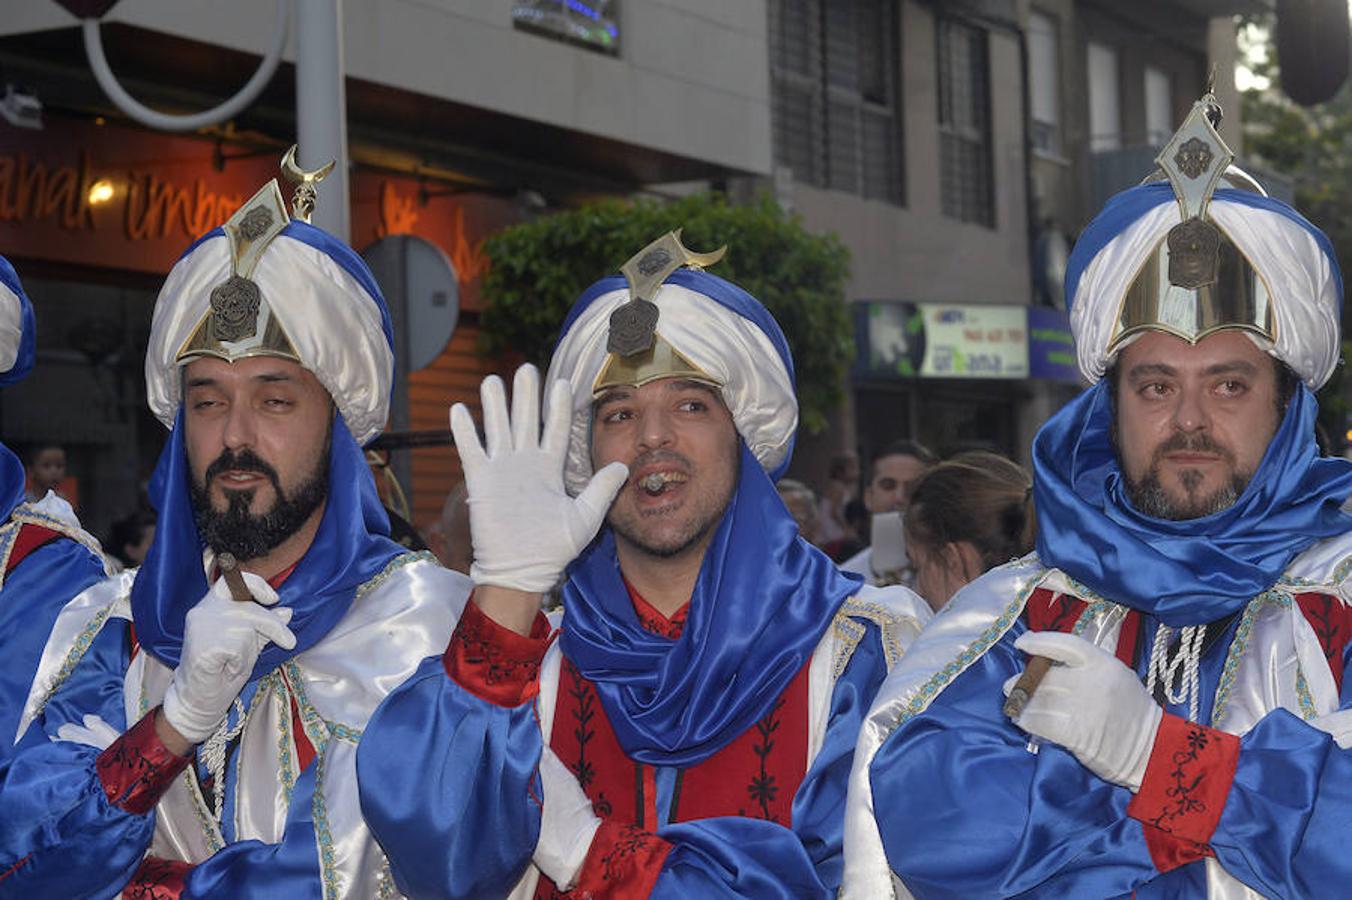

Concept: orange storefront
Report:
left=0, top=115, right=520, bottom=539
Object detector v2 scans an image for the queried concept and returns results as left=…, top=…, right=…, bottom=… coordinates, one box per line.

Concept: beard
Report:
left=1123, top=430, right=1251, bottom=520
left=190, top=430, right=331, bottom=561
left=607, top=445, right=739, bottom=559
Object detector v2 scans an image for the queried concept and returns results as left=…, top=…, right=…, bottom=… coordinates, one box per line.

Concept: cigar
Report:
left=1002, top=655, right=1054, bottom=719
left=216, top=552, right=254, bottom=603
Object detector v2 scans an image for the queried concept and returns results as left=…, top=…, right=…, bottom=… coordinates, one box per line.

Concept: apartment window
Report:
left=1144, top=66, right=1173, bottom=146
left=769, top=0, right=903, bottom=204
left=1028, top=10, right=1060, bottom=156
left=1087, top=42, right=1121, bottom=151
left=937, top=17, right=994, bottom=226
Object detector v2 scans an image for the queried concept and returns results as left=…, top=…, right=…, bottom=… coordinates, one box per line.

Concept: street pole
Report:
left=295, top=0, right=350, bottom=241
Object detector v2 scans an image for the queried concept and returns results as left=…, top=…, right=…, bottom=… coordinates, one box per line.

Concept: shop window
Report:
left=769, top=0, right=904, bottom=204
left=937, top=17, right=994, bottom=227
left=1028, top=10, right=1061, bottom=157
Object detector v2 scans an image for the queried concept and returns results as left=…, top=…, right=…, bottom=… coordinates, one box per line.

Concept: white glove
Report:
left=533, top=746, right=602, bottom=890
left=53, top=714, right=121, bottom=750
left=1003, top=631, right=1163, bottom=791
left=162, top=572, right=295, bottom=745
left=451, top=364, right=629, bottom=594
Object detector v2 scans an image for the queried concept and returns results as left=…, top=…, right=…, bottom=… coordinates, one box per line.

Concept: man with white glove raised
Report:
left=358, top=232, right=931, bottom=898
left=0, top=174, right=466, bottom=897
left=849, top=94, right=1352, bottom=898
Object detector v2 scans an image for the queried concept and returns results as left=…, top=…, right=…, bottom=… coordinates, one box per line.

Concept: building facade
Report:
left=0, top=0, right=1272, bottom=536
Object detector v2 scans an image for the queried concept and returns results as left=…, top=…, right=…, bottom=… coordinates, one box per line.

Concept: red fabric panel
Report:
left=550, top=657, right=636, bottom=827
left=1128, top=713, right=1240, bottom=846
left=121, top=856, right=193, bottom=899
left=4, top=524, right=61, bottom=575
left=625, top=581, right=688, bottom=639
left=1294, top=592, right=1352, bottom=695
left=1023, top=588, right=1087, bottom=634
left=442, top=599, right=552, bottom=707
left=279, top=669, right=316, bottom=773
left=676, top=661, right=811, bottom=824
left=1138, top=821, right=1214, bottom=874
left=565, top=820, right=672, bottom=899
left=95, top=709, right=192, bottom=816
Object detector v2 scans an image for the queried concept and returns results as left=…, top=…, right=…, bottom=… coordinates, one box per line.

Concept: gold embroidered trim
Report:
left=880, top=569, right=1047, bottom=740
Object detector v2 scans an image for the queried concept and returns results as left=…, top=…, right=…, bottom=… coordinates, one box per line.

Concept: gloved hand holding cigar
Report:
left=1002, top=631, right=1162, bottom=791
left=161, top=567, right=296, bottom=746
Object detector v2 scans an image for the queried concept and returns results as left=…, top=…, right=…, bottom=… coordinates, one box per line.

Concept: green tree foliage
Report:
left=478, top=192, right=853, bottom=434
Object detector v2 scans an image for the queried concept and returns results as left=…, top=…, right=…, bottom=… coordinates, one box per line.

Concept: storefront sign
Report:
left=858, top=300, right=1028, bottom=379
left=0, top=116, right=509, bottom=309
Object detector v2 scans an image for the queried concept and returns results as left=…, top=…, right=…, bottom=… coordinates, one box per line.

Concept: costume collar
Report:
left=130, top=408, right=404, bottom=679
left=559, top=441, right=862, bottom=765
left=1033, top=380, right=1352, bottom=626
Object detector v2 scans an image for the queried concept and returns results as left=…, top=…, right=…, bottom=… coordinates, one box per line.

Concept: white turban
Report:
left=546, top=270, right=797, bottom=496
left=145, top=224, right=394, bottom=445
left=1068, top=185, right=1341, bottom=389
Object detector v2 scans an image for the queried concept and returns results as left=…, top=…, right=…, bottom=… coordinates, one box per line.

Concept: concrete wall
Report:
left=6, top=0, right=772, bottom=176
left=792, top=2, right=1031, bottom=307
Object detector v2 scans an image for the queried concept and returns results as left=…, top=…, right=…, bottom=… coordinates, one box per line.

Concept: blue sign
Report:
left=1027, top=307, right=1081, bottom=382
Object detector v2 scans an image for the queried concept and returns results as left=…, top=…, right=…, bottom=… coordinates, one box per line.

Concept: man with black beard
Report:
left=358, top=232, right=931, bottom=897
left=848, top=95, right=1352, bottom=897
left=0, top=174, right=467, bottom=897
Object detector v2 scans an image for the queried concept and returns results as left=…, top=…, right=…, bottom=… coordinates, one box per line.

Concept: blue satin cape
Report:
left=129, top=409, right=404, bottom=679
left=1033, top=381, right=1352, bottom=627
left=559, top=442, right=862, bottom=766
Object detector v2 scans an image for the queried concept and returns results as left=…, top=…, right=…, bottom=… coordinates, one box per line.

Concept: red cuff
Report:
left=96, top=710, right=192, bottom=816
left=567, top=820, right=672, bottom=899
left=1128, top=714, right=1239, bottom=849
left=122, top=856, right=193, bottom=899
left=442, top=599, right=552, bottom=707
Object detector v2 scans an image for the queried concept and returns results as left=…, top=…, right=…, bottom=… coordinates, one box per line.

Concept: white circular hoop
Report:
left=82, top=0, right=290, bottom=133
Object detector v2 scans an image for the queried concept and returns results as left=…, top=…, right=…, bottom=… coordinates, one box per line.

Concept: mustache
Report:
left=204, top=448, right=283, bottom=495
left=628, top=449, right=693, bottom=478
left=1152, top=430, right=1235, bottom=465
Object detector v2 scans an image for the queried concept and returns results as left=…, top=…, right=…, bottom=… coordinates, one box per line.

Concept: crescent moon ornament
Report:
left=280, top=144, right=336, bottom=224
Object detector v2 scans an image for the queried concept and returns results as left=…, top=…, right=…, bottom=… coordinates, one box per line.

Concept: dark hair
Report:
left=906, top=454, right=1036, bottom=570
left=107, top=510, right=156, bottom=567
left=828, top=452, right=858, bottom=480
left=24, top=443, right=64, bottom=467
left=867, top=439, right=937, bottom=483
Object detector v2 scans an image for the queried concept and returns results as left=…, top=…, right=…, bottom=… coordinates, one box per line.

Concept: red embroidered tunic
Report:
left=445, top=585, right=815, bottom=899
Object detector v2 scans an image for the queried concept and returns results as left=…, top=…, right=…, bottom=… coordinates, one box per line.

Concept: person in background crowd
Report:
left=847, top=94, right=1352, bottom=897
left=841, top=439, right=936, bottom=585
left=358, top=232, right=931, bottom=898
left=0, top=175, right=467, bottom=896
left=25, top=442, right=67, bottom=503
left=104, top=509, right=157, bottom=573
left=0, top=257, right=110, bottom=765
left=903, top=451, right=1035, bottom=612
left=776, top=477, right=820, bottom=543
left=426, top=480, right=473, bottom=574
left=815, top=451, right=858, bottom=547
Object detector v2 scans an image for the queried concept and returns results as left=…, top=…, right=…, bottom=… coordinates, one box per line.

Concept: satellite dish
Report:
left=361, top=235, right=460, bottom=372
left=1278, top=0, right=1350, bottom=106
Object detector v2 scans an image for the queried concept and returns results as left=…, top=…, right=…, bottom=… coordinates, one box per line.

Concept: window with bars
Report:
left=768, top=0, right=903, bottom=205
left=937, top=17, right=995, bottom=227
